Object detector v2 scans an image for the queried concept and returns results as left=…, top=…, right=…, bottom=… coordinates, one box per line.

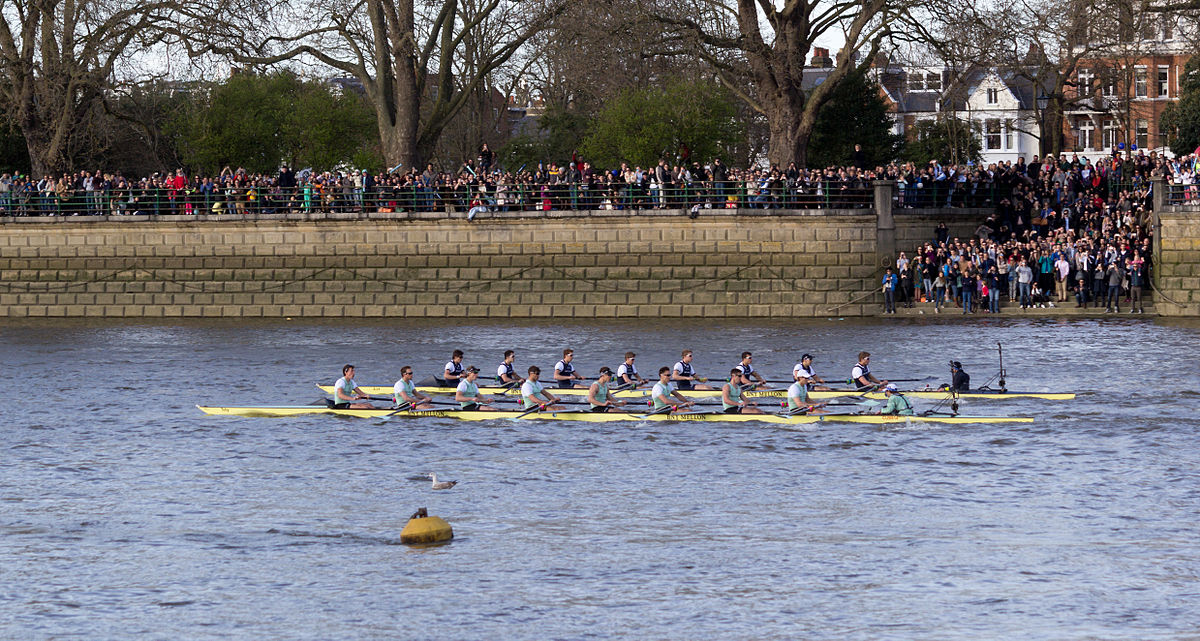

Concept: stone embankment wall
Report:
left=1154, top=211, right=1200, bottom=316
left=0, top=205, right=988, bottom=319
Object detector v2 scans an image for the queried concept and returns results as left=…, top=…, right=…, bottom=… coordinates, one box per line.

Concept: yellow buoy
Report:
left=400, top=507, right=453, bottom=545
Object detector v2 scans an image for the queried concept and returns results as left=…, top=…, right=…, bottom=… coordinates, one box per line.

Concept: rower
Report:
left=672, top=349, right=712, bottom=390
left=616, top=352, right=646, bottom=388
left=946, top=361, right=971, bottom=392
left=722, top=367, right=763, bottom=414
left=522, top=366, right=565, bottom=411
left=793, top=353, right=830, bottom=391
left=332, top=364, right=373, bottom=409
left=393, top=365, right=434, bottom=410
left=442, top=350, right=465, bottom=386
left=786, top=376, right=818, bottom=414
left=587, top=367, right=627, bottom=412
left=496, top=350, right=524, bottom=388
left=553, top=348, right=585, bottom=388
left=651, top=366, right=695, bottom=413
left=455, top=366, right=498, bottom=411
left=879, top=383, right=914, bottom=415
left=734, top=352, right=767, bottom=389
left=850, top=351, right=887, bottom=390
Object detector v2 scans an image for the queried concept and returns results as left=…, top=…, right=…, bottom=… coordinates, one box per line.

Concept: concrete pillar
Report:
left=874, top=180, right=896, bottom=270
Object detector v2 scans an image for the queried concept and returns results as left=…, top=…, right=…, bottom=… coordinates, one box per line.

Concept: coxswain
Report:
left=793, top=353, right=831, bottom=391
left=522, top=366, right=565, bottom=411
left=587, top=367, right=627, bottom=412
left=332, top=364, right=373, bottom=409
left=946, top=361, right=971, bottom=392
left=651, top=366, right=695, bottom=413
left=734, top=351, right=767, bottom=389
left=496, top=350, right=524, bottom=388
left=442, top=349, right=465, bottom=386
left=671, top=349, right=712, bottom=390
left=553, top=348, right=585, bottom=388
left=616, top=352, right=646, bottom=388
left=721, top=367, right=763, bottom=414
left=455, top=366, right=498, bottom=411
left=393, top=365, right=434, bottom=410
left=879, top=383, right=914, bottom=415
left=850, top=351, right=887, bottom=390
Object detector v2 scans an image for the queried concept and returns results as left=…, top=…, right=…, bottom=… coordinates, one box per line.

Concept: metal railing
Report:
left=1165, top=182, right=1200, bottom=206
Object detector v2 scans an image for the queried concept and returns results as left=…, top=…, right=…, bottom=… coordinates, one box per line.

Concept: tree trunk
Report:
left=21, top=120, right=65, bottom=177
left=765, top=99, right=812, bottom=167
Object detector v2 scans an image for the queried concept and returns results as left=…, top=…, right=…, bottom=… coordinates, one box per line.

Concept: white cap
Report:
left=884, top=383, right=898, bottom=392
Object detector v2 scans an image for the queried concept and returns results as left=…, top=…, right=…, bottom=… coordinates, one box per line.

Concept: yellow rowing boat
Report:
left=197, top=405, right=1034, bottom=424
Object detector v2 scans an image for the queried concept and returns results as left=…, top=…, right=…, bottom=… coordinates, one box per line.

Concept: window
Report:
left=1135, top=67, right=1148, bottom=97
left=1158, top=66, right=1170, bottom=97
left=1101, top=77, right=1117, bottom=97
left=984, top=119, right=1002, bottom=150
left=1162, top=14, right=1174, bottom=40
left=1078, top=119, right=1095, bottom=150
left=1103, top=120, right=1120, bottom=149
left=1004, top=120, right=1013, bottom=150
left=1136, top=119, right=1149, bottom=149
left=986, top=88, right=999, bottom=104
left=925, top=72, right=942, bottom=92
left=1077, top=68, right=1093, bottom=96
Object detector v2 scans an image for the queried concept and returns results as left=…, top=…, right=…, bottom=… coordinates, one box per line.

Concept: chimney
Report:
left=811, top=48, right=833, bottom=68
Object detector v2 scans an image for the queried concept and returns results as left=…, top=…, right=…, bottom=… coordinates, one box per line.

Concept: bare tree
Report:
left=191, top=0, right=565, bottom=168
left=650, top=0, right=916, bottom=167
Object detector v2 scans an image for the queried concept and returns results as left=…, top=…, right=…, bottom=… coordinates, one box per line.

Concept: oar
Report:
left=638, top=405, right=676, bottom=418
left=510, top=403, right=545, bottom=420
left=382, top=402, right=413, bottom=418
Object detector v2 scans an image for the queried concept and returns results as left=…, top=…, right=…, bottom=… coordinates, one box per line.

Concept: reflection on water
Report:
left=2, top=318, right=1199, bottom=640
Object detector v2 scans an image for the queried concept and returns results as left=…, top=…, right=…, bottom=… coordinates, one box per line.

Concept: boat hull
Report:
left=197, top=405, right=1033, bottom=424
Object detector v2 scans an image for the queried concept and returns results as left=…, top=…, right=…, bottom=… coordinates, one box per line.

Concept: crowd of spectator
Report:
left=884, top=151, right=1197, bottom=314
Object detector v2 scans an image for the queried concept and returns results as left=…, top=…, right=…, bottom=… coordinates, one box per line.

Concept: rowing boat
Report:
left=316, top=384, right=1074, bottom=401
left=196, top=405, right=1034, bottom=424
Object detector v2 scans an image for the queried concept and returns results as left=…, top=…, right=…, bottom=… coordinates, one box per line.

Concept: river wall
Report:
left=0, top=205, right=987, bottom=319
left=1154, top=210, right=1200, bottom=316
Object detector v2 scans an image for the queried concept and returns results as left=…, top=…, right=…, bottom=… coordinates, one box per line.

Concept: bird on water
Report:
left=427, top=473, right=457, bottom=490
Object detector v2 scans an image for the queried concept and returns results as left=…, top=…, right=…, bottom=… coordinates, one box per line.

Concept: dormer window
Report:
left=986, top=88, right=999, bottom=104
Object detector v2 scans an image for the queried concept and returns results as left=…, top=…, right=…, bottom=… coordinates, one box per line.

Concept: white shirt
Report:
left=851, top=364, right=869, bottom=382
left=333, top=377, right=357, bottom=401
left=497, top=363, right=512, bottom=379
left=793, top=363, right=817, bottom=380
left=616, top=363, right=638, bottom=380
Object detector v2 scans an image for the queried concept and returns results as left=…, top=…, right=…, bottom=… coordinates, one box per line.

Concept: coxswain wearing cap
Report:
left=652, top=367, right=695, bottom=413
left=850, top=351, right=887, bottom=390
left=522, top=366, right=565, bottom=411
left=946, top=361, right=971, bottom=392
left=671, top=349, right=712, bottom=391
left=442, top=350, right=465, bottom=385
left=734, top=352, right=767, bottom=389
left=587, top=367, right=627, bottom=413
left=393, top=365, right=434, bottom=410
left=793, top=354, right=831, bottom=391
left=553, top=348, right=586, bottom=388
left=616, top=352, right=646, bottom=388
left=332, top=364, right=373, bottom=409
left=496, top=350, right=524, bottom=388
left=455, top=366, right=498, bottom=411
left=722, top=367, right=763, bottom=414
left=879, top=383, right=914, bottom=415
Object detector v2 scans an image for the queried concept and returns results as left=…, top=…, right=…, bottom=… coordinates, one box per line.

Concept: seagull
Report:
left=427, top=473, right=457, bottom=490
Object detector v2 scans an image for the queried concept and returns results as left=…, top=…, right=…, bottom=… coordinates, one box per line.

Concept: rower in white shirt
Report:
left=850, top=351, right=887, bottom=390
left=616, top=352, right=646, bottom=388
left=332, top=364, right=373, bottom=409
left=651, top=367, right=695, bottom=413
left=521, top=366, right=565, bottom=411
left=553, top=348, right=586, bottom=388
left=496, top=350, right=524, bottom=388
left=792, top=353, right=831, bottom=391
left=734, top=351, right=767, bottom=388
left=671, top=349, right=713, bottom=390
left=442, top=349, right=465, bottom=385
left=393, top=365, right=434, bottom=410
left=455, top=366, right=498, bottom=411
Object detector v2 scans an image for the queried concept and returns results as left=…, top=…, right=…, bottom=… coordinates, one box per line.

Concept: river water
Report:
left=2, top=318, right=1198, bottom=640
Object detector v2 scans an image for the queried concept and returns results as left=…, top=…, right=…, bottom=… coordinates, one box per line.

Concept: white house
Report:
left=961, top=70, right=1043, bottom=164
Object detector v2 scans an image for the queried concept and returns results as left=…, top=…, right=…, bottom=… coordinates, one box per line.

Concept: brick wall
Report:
left=0, top=209, right=893, bottom=318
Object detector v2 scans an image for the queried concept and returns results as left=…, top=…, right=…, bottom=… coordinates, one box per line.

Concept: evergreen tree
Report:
left=1161, top=55, right=1200, bottom=156
left=807, top=70, right=903, bottom=168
